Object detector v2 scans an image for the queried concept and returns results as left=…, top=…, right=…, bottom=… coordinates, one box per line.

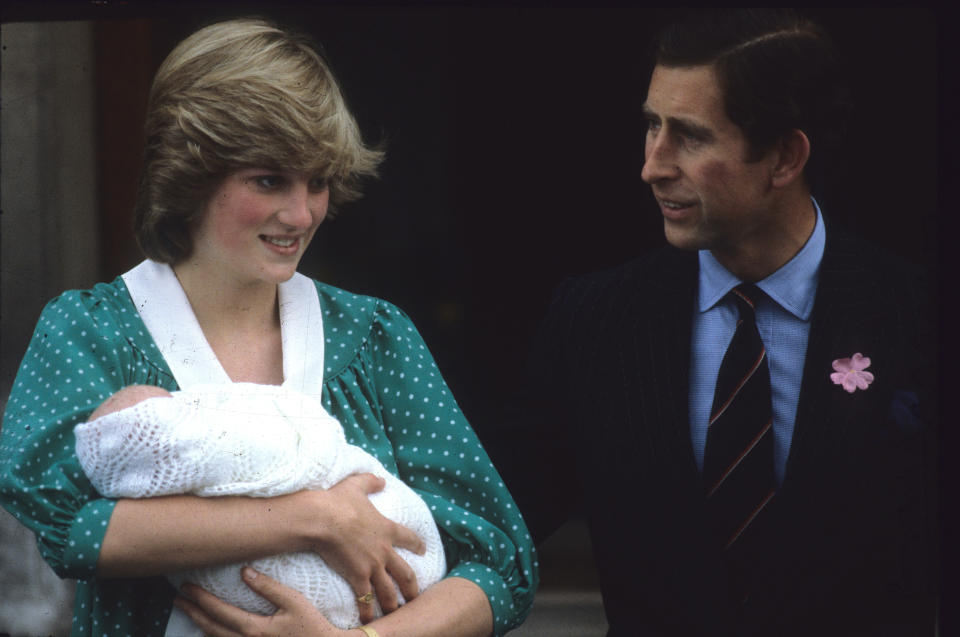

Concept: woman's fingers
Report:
left=349, top=551, right=419, bottom=622
left=317, top=473, right=425, bottom=620
left=350, top=473, right=425, bottom=556
left=371, top=569, right=399, bottom=614
left=237, top=567, right=309, bottom=612
left=176, top=570, right=338, bottom=637
left=350, top=472, right=387, bottom=495
left=175, top=584, right=250, bottom=637
left=392, top=523, right=426, bottom=556
left=346, top=472, right=426, bottom=557
left=352, top=581, right=377, bottom=625
left=386, top=550, right=421, bottom=603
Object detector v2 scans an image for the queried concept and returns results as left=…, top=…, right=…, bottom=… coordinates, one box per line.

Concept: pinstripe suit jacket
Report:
left=498, top=227, right=937, bottom=636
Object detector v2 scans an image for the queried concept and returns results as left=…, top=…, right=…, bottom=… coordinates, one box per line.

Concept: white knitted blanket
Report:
left=74, top=382, right=446, bottom=629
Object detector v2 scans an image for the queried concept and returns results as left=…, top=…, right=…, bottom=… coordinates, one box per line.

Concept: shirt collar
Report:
left=697, top=198, right=825, bottom=320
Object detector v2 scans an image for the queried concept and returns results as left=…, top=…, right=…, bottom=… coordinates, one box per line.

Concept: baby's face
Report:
left=88, top=385, right=173, bottom=422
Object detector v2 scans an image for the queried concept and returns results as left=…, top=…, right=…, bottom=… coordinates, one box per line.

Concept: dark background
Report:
left=2, top=3, right=940, bottom=442
left=0, top=3, right=949, bottom=631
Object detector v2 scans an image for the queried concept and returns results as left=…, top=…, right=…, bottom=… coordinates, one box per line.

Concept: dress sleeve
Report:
left=366, top=301, right=538, bottom=636
left=0, top=288, right=175, bottom=580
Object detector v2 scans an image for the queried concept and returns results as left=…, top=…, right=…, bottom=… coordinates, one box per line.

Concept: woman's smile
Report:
left=260, top=234, right=302, bottom=253
left=185, top=169, right=329, bottom=288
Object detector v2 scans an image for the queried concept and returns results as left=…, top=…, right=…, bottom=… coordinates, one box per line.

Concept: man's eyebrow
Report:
left=641, top=105, right=713, bottom=140
left=672, top=118, right=713, bottom=140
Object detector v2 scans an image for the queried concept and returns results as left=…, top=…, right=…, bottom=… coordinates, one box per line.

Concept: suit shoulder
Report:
left=557, top=245, right=695, bottom=303
left=541, top=246, right=696, bottom=334
left=823, top=229, right=929, bottom=298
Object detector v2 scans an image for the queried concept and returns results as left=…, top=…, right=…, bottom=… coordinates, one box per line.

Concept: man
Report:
left=492, top=9, right=937, bottom=636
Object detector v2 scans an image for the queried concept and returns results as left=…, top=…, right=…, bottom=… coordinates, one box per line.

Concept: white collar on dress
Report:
left=121, top=260, right=325, bottom=399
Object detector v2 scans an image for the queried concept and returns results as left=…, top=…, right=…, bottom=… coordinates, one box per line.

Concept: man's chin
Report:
left=663, top=222, right=706, bottom=252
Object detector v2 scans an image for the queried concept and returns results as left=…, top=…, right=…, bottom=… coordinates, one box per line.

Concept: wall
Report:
left=0, top=20, right=99, bottom=636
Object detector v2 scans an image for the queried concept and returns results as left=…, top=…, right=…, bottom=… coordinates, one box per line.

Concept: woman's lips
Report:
left=260, top=235, right=300, bottom=254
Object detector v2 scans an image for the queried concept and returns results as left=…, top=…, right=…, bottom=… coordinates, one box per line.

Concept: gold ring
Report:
left=357, top=591, right=375, bottom=604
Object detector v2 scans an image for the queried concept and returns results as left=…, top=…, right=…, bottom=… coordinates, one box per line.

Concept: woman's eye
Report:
left=308, top=177, right=329, bottom=192
left=254, top=175, right=283, bottom=189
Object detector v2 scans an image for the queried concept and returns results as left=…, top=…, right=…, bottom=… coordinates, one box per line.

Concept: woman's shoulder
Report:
left=311, top=279, right=413, bottom=324
left=308, top=279, right=418, bottom=376
left=36, top=277, right=138, bottom=332
left=312, top=280, right=380, bottom=324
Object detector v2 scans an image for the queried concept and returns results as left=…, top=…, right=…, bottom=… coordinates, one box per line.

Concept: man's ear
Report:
left=771, top=129, right=810, bottom=188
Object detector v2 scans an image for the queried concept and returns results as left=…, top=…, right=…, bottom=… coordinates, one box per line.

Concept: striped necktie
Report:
left=703, top=284, right=775, bottom=553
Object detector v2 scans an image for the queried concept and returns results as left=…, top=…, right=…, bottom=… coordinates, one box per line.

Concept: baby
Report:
left=74, top=383, right=446, bottom=630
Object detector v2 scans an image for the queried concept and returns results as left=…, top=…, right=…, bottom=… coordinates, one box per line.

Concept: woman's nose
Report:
left=277, top=182, right=319, bottom=229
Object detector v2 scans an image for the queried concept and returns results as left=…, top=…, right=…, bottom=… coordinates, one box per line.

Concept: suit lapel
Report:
left=632, top=249, right=732, bottom=593
left=623, top=247, right=701, bottom=481
left=622, top=237, right=881, bottom=498
left=781, top=229, right=887, bottom=492
left=661, top=253, right=701, bottom=476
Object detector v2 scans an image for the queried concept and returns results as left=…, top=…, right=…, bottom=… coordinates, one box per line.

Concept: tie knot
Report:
left=730, top=283, right=761, bottom=317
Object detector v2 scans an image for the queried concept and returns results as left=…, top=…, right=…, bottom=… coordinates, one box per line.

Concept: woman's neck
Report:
left=172, top=262, right=280, bottom=334
left=171, top=261, right=285, bottom=384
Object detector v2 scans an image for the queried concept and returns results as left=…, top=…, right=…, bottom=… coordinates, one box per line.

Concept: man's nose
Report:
left=641, top=136, right=679, bottom=183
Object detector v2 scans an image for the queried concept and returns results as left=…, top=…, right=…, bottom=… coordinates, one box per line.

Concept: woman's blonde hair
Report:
left=134, top=17, right=383, bottom=263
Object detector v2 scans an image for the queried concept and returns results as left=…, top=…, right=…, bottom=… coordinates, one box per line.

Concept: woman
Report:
left=0, top=17, right=536, bottom=637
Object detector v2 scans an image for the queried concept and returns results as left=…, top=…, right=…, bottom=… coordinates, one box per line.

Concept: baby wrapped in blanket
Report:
left=74, top=382, right=447, bottom=629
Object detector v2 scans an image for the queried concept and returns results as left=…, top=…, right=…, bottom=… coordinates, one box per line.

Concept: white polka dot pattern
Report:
left=0, top=278, right=538, bottom=636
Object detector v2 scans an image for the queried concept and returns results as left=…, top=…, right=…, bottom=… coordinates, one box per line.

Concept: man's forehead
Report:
left=643, top=64, right=727, bottom=127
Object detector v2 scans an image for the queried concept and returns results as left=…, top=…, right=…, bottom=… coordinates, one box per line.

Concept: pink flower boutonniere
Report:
left=830, top=353, right=874, bottom=393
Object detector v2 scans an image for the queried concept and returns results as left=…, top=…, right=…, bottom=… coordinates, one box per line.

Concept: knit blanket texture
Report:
left=74, top=382, right=446, bottom=629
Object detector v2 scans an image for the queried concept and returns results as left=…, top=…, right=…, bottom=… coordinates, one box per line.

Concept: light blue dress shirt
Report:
left=689, top=200, right=825, bottom=485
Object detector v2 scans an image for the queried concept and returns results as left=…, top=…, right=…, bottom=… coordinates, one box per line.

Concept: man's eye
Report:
left=308, top=177, right=329, bottom=192
left=680, top=134, right=705, bottom=149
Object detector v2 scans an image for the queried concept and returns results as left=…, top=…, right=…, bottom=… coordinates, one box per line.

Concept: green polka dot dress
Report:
left=0, top=275, right=538, bottom=636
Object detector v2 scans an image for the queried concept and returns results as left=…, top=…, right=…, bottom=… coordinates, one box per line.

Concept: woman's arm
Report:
left=99, top=491, right=306, bottom=577
left=98, top=474, right=426, bottom=609
left=176, top=567, right=493, bottom=637
left=85, top=384, right=424, bottom=616
left=90, top=386, right=421, bottom=591
left=359, top=576, right=493, bottom=637
left=366, top=301, right=539, bottom=635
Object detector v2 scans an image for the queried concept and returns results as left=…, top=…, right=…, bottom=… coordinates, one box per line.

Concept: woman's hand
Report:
left=303, top=473, right=426, bottom=624
left=175, top=570, right=496, bottom=637
left=174, top=567, right=352, bottom=637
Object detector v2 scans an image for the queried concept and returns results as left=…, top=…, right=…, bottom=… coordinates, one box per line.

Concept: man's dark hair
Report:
left=653, top=9, right=852, bottom=189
